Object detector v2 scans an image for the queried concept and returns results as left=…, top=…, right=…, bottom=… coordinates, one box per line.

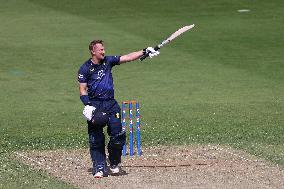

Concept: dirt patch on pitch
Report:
left=14, top=145, right=284, bottom=189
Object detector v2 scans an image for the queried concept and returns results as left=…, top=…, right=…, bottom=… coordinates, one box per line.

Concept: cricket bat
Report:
left=140, top=24, right=195, bottom=61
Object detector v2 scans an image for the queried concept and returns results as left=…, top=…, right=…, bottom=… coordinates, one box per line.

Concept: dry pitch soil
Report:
left=14, top=145, right=284, bottom=189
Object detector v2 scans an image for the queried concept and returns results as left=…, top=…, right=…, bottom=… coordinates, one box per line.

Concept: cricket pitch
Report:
left=14, top=145, right=284, bottom=189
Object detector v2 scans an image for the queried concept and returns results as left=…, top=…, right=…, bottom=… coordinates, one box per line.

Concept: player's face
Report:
left=92, top=43, right=105, bottom=60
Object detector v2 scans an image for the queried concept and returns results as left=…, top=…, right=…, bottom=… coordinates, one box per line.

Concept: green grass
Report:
left=0, top=0, right=283, bottom=188
left=0, top=155, right=74, bottom=189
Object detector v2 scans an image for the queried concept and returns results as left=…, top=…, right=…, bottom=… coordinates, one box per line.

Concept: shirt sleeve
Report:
left=77, top=66, right=88, bottom=83
left=107, top=56, right=121, bottom=67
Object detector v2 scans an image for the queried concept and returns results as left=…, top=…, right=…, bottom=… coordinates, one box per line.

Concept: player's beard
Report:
left=100, top=54, right=105, bottom=60
left=94, top=53, right=104, bottom=63
left=98, top=53, right=105, bottom=61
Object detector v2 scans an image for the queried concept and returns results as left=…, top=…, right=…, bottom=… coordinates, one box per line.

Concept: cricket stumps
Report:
left=122, top=100, right=141, bottom=157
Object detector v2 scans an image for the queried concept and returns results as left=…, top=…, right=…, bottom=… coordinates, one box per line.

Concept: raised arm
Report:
left=119, top=47, right=160, bottom=64
left=119, top=50, right=144, bottom=64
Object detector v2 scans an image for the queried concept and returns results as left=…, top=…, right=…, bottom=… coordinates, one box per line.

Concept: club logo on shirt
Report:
left=97, top=70, right=105, bottom=80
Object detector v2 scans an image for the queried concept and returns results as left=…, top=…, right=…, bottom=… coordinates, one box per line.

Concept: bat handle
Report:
left=140, top=46, right=160, bottom=61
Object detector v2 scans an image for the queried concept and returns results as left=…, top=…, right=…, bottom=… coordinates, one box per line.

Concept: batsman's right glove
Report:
left=83, top=105, right=96, bottom=121
left=144, top=47, right=160, bottom=58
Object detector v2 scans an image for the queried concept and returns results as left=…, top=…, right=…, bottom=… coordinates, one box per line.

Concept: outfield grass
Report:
left=0, top=0, right=283, bottom=188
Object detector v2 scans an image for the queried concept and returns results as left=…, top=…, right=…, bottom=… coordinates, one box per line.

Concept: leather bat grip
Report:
left=140, top=46, right=160, bottom=61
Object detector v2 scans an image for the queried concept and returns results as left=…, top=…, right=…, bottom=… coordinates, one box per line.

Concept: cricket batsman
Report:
left=77, top=40, right=159, bottom=178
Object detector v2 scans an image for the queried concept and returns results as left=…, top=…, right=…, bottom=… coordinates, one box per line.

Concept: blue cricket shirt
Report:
left=77, top=56, right=120, bottom=100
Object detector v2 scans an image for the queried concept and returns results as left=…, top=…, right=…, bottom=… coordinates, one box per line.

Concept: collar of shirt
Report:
left=89, top=58, right=105, bottom=66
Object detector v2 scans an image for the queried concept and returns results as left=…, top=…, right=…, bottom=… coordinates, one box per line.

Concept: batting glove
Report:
left=145, top=47, right=160, bottom=58
left=83, top=105, right=96, bottom=121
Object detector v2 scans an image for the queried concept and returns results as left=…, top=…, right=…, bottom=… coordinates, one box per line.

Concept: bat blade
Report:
left=140, top=24, right=195, bottom=61
left=167, top=24, right=195, bottom=42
